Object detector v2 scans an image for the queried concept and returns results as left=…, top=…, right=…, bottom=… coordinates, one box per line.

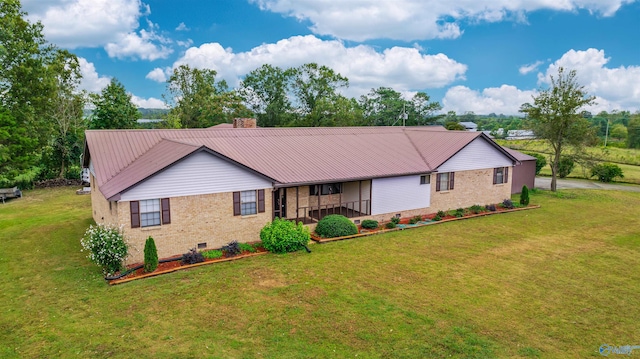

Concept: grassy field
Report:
left=496, top=139, right=640, bottom=166
left=497, top=139, right=640, bottom=184
left=1, top=187, right=639, bottom=358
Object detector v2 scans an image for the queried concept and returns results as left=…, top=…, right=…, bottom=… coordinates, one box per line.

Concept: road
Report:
left=534, top=176, right=640, bottom=192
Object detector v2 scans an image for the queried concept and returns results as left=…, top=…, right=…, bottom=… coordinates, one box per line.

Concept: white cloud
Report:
left=519, top=60, right=544, bottom=75
left=442, top=85, right=538, bottom=115
left=176, top=39, right=194, bottom=48
left=175, top=22, right=190, bottom=31
left=130, top=95, right=167, bottom=109
left=145, top=67, right=168, bottom=82
left=250, top=0, right=635, bottom=41
left=148, top=35, right=467, bottom=98
left=23, top=0, right=173, bottom=61
left=78, top=58, right=111, bottom=92
left=105, top=29, right=173, bottom=60
left=537, top=48, right=640, bottom=111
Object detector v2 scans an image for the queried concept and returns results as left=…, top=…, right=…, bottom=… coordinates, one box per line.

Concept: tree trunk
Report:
left=550, top=146, right=562, bottom=192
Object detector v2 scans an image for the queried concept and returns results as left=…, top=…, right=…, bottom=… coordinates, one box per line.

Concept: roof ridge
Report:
left=403, top=128, right=433, bottom=171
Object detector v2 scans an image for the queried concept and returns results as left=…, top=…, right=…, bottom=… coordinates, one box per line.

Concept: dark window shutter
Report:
left=161, top=198, right=171, bottom=224
left=130, top=201, right=140, bottom=228
left=449, top=172, right=455, bottom=190
left=233, top=191, right=241, bottom=216
left=493, top=168, right=498, bottom=184
left=436, top=174, right=441, bottom=192
left=504, top=167, right=509, bottom=183
left=257, top=189, right=265, bottom=213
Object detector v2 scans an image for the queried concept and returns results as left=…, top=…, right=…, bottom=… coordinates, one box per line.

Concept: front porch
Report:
left=273, top=180, right=372, bottom=224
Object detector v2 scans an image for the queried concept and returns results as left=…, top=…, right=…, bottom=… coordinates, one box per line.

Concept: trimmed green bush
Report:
left=557, top=156, right=575, bottom=178
left=409, top=215, right=422, bottom=224
left=520, top=185, right=530, bottom=206
left=260, top=217, right=310, bottom=253
left=390, top=216, right=400, bottom=225
left=143, top=236, right=158, bottom=273
left=360, top=219, right=379, bottom=229
left=385, top=221, right=396, bottom=229
left=590, top=163, right=624, bottom=182
left=239, top=242, right=258, bottom=253
left=315, top=214, right=358, bottom=238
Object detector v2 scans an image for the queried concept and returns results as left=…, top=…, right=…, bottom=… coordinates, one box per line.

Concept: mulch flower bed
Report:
left=108, top=245, right=268, bottom=285
left=311, top=204, right=540, bottom=243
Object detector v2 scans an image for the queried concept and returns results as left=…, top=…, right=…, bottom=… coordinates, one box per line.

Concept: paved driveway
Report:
left=535, top=176, right=640, bottom=192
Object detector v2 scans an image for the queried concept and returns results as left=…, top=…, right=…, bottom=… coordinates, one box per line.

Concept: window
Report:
left=241, top=190, right=257, bottom=215
left=493, top=167, right=509, bottom=184
left=130, top=198, right=170, bottom=228
left=140, top=199, right=161, bottom=227
left=420, top=175, right=430, bottom=185
left=436, top=172, right=455, bottom=192
left=310, top=183, right=342, bottom=195
left=233, top=190, right=265, bottom=216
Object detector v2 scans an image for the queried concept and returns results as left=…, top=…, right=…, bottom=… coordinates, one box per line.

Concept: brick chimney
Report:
left=232, top=118, right=257, bottom=128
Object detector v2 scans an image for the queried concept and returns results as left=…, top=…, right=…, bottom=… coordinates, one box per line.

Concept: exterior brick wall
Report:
left=282, top=168, right=512, bottom=229
left=90, top=173, right=119, bottom=225
left=429, top=168, right=512, bottom=211
left=113, top=190, right=272, bottom=265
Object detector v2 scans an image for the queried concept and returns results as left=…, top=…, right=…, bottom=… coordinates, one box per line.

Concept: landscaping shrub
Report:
left=590, top=163, right=624, bottom=182
left=433, top=215, right=442, bottom=221
left=385, top=221, right=396, bottom=229
left=485, top=204, right=497, bottom=212
left=502, top=199, right=515, bottom=209
left=454, top=208, right=465, bottom=218
left=260, top=217, right=310, bottom=253
left=239, top=242, right=258, bottom=253
left=201, top=249, right=223, bottom=260
left=143, top=236, right=158, bottom=273
left=80, top=223, right=128, bottom=276
left=315, top=214, right=358, bottom=238
left=525, top=152, right=547, bottom=175
left=222, top=240, right=242, bottom=257
left=361, top=219, right=379, bottom=229
left=469, top=204, right=485, bottom=214
left=557, top=156, right=575, bottom=178
left=520, top=185, right=530, bottom=206
left=436, top=210, right=446, bottom=218
left=390, top=216, right=400, bottom=225
left=409, top=215, right=422, bottom=224
left=182, top=248, right=204, bottom=265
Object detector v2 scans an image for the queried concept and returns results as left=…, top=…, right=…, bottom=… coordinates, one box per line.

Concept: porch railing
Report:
left=295, top=199, right=371, bottom=223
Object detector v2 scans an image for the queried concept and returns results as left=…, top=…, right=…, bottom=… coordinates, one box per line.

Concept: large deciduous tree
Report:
left=359, top=87, right=441, bottom=126
left=238, top=64, right=293, bottom=127
left=0, top=0, right=83, bottom=186
left=89, top=78, right=140, bottom=129
left=520, top=67, right=596, bottom=191
left=627, top=114, right=640, bottom=149
left=164, top=65, right=249, bottom=128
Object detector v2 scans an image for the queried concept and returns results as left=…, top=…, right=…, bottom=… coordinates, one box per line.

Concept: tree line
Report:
left=1, top=0, right=638, bottom=190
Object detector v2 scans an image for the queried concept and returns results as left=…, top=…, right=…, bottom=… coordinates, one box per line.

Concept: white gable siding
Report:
left=437, top=137, right=513, bottom=172
left=371, top=175, right=430, bottom=215
left=120, top=152, right=272, bottom=201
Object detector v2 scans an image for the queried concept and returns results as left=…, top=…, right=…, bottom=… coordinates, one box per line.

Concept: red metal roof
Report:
left=85, top=126, right=517, bottom=200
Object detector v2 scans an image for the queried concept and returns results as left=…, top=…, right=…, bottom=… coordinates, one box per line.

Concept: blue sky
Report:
left=22, top=0, right=640, bottom=115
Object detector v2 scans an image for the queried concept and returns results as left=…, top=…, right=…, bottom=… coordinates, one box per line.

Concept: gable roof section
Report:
left=501, top=146, right=537, bottom=162
left=85, top=127, right=518, bottom=200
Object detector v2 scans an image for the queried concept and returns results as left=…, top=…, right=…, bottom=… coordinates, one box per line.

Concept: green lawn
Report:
left=1, top=187, right=640, bottom=358
left=538, top=162, right=640, bottom=184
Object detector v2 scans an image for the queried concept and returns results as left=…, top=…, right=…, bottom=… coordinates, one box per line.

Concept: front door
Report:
left=272, top=189, right=287, bottom=219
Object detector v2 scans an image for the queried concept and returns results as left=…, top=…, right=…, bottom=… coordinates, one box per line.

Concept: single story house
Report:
left=83, top=123, right=527, bottom=264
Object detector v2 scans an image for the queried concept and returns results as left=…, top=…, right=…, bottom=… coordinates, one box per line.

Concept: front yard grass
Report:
left=1, top=187, right=639, bottom=358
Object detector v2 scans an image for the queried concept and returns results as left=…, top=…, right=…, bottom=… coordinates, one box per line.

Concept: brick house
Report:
left=83, top=123, right=523, bottom=264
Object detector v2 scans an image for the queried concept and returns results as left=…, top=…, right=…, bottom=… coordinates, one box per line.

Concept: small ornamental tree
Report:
left=80, top=224, right=128, bottom=276
left=520, top=185, right=530, bottom=206
left=260, top=217, right=310, bottom=253
left=591, top=163, right=624, bottom=183
left=557, top=156, right=575, bottom=178
left=143, top=236, right=158, bottom=273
